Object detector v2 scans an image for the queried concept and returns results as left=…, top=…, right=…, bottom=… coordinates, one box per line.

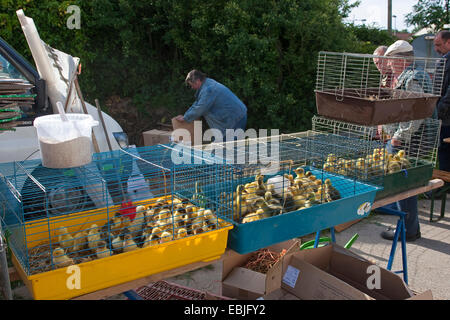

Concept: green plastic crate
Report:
left=375, top=161, right=433, bottom=200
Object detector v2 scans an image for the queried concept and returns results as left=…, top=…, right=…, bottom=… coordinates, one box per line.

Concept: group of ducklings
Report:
left=323, top=148, right=411, bottom=179
left=49, top=197, right=225, bottom=269
left=231, top=168, right=341, bottom=224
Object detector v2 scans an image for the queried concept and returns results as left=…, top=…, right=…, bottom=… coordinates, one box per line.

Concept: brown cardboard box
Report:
left=273, top=244, right=433, bottom=300
left=171, top=118, right=202, bottom=146
left=221, top=240, right=301, bottom=300
left=142, top=129, right=172, bottom=146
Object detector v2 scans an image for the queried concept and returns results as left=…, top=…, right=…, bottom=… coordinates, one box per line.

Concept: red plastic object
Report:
left=119, top=201, right=136, bottom=220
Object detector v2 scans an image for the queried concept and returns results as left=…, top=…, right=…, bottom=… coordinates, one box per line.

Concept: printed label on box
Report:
left=282, top=265, right=300, bottom=288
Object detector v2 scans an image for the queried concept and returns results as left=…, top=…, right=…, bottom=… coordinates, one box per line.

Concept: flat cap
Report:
left=384, top=40, right=413, bottom=56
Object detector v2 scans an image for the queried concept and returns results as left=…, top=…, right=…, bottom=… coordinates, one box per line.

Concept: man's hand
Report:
left=175, top=115, right=185, bottom=122
left=391, top=138, right=401, bottom=147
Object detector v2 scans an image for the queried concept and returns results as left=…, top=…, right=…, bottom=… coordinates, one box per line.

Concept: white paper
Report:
left=282, top=265, right=300, bottom=288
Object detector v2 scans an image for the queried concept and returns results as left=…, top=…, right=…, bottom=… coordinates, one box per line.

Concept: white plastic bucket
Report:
left=33, top=114, right=99, bottom=168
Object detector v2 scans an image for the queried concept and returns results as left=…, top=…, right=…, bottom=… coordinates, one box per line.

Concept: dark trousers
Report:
left=438, top=125, right=450, bottom=172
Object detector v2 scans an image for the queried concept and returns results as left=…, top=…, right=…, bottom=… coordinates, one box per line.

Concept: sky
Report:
left=346, top=0, right=419, bottom=32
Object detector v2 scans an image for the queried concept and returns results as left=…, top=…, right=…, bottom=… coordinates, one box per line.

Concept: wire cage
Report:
left=312, top=115, right=442, bottom=199
left=0, top=144, right=233, bottom=280
left=197, top=133, right=381, bottom=253
left=315, top=51, right=445, bottom=125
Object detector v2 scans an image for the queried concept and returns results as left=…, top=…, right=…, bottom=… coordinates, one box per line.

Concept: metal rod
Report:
left=95, top=99, right=113, bottom=152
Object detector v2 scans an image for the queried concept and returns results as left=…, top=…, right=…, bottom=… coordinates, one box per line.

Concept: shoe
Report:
left=380, top=227, right=421, bottom=242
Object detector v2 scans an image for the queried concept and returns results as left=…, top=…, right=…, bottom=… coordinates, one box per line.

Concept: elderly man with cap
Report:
left=373, top=45, right=393, bottom=88
left=379, top=40, right=431, bottom=242
left=175, top=69, right=247, bottom=142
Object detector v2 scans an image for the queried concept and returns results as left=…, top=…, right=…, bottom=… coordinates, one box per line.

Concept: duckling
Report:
left=305, top=192, right=320, bottom=208
left=311, top=179, right=322, bottom=192
left=143, top=227, right=163, bottom=248
left=109, top=216, right=124, bottom=236
left=281, top=188, right=295, bottom=212
left=176, top=228, right=188, bottom=240
left=344, top=159, right=354, bottom=176
left=95, top=241, right=111, bottom=259
left=326, top=153, right=337, bottom=164
left=72, top=230, right=89, bottom=254
left=284, top=173, right=294, bottom=186
left=242, top=212, right=261, bottom=224
left=323, top=162, right=335, bottom=173
left=388, top=156, right=402, bottom=173
left=255, top=174, right=267, bottom=196
left=336, top=159, right=347, bottom=175
left=264, top=191, right=281, bottom=206
left=123, top=234, right=138, bottom=253
left=159, top=231, right=173, bottom=243
left=264, top=191, right=284, bottom=215
left=252, top=198, right=274, bottom=219
left=87, top=224, right=101, bottom=250
left=315, top=185, right=326, bottom=203
left=396, top=150, right=411, bottom=169
left=235, top=185, right=251, bottom=221
left=52, top=247, right=75, bottom=268
left=55, top=227, right=75, bottom=253
left=111, top=234, right=124, bottom=254
left=294, top=167, right=305, bottom=185
left=324, top=179, right=341, bottom=202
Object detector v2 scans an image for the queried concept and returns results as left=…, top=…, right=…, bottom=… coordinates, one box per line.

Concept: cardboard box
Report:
left=271, top=244, right=433, bottom=300
left=171, top=118, right=202, bottom=146
left=221, top=240, right=301, bottom=300
left=142, top=129, right=172, bottom=146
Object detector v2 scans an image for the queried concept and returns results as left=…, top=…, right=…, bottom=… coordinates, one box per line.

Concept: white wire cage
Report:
left=315, top=51, right=445, bottom=125
left=312, top=115, right=441, bottom=199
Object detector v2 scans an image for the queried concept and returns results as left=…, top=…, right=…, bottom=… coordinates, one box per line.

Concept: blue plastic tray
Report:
left=223, top=168, right=381, bottom=254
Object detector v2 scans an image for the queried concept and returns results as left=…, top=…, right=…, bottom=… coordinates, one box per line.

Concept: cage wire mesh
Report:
left=197, top=133, right=378, bottom=224
left=312, top=115, right=441, bottom=180
left=316, top=51, right=445, bottom=99
left=314, top=51, right=445, bottom=125
left=0, top=144, right=233, bottom=276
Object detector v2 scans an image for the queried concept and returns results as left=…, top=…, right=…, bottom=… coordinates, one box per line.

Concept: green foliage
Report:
left=0, top=0, right=393, bottom=142
left=405, top=0, right=450, bottom=32
left=345, top=24, right=397, bottom=54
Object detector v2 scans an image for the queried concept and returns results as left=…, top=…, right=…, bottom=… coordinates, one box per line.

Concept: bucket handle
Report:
left=56, top=101, right=69, bottom=122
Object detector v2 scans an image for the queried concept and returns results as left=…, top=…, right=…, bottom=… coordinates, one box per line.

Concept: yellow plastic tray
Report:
left=11, top=198, right=233, bottom=300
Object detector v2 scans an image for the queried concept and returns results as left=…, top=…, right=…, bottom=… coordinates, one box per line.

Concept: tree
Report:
left=405, top=0, right=449, bottom=32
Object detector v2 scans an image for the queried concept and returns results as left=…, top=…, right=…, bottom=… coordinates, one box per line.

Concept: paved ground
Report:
left=5, top=195, right=450, bottom=300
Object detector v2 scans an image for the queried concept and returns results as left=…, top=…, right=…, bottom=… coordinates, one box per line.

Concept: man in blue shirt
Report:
left=175, top=70, right=247, bottom=142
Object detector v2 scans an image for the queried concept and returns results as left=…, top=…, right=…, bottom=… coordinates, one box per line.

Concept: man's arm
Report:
left=183, top=86, right=216, bottom=122
left=437, top=84, right=450, bottom=120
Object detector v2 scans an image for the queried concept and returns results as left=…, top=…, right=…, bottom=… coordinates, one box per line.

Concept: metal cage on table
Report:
left=197, top=133, right=381, bottom=253
left=312, top=115, right=442, bottom=199
left=315, top=51, right=445, bottom=125
left=0, top=144, right=233, bottom=279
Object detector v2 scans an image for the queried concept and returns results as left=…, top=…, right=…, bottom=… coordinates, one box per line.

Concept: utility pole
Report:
left=388, top=0, right=392, bottom=34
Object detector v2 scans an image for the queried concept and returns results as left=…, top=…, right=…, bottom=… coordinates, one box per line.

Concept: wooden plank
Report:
left=335, top=179, right=444, bottom=233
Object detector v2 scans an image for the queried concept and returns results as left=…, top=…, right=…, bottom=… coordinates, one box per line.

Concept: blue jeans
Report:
left=382, top=140, right=420, bottom=236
